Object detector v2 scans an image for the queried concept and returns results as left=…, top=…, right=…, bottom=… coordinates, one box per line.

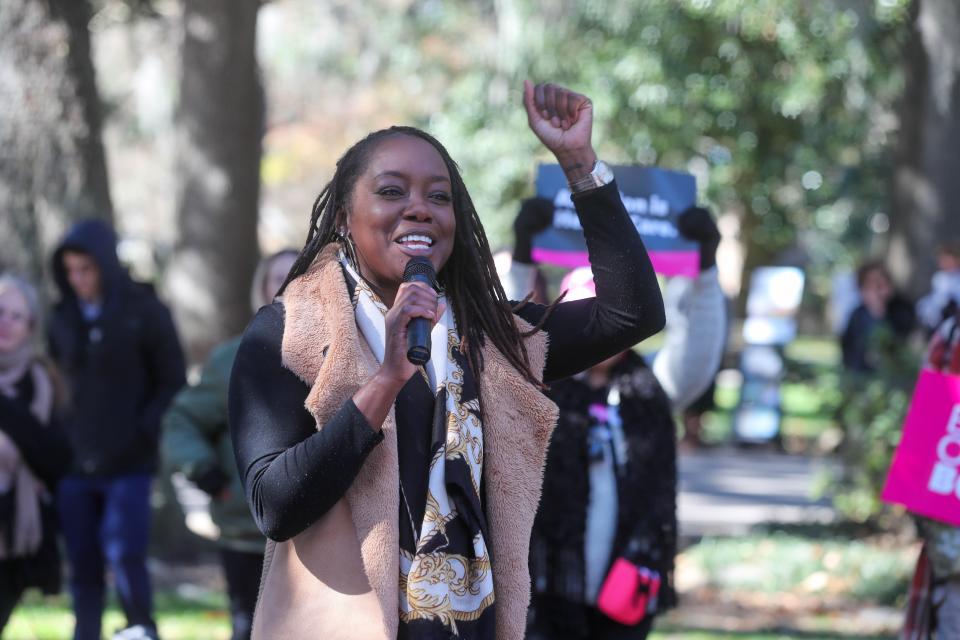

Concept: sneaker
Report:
left=111, top=625, right=160, bottom=640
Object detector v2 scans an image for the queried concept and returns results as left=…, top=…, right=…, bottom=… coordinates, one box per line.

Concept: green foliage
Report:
left=357, top=0, right=914, bottom=279
left=828, top=327, right=921, bottom=523
left=253, top=0, right=916, bottom=304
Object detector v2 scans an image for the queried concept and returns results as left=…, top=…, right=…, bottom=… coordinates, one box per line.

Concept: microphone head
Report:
left=403, top=256, right=436, bottom=285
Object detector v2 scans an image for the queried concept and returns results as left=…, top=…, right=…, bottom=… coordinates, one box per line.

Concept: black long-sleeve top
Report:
left=0, top=373, right=72, bottom=489
left=229, top=182, right=665, bottom=542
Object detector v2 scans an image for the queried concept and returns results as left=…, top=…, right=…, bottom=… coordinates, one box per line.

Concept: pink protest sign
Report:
left=881, top=369, right=960, bottom=526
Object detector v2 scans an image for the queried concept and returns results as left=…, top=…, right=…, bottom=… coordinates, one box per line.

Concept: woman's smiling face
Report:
left=0, top=285, right=32, bottom=354
left=346, top=134, right=456, bottom=305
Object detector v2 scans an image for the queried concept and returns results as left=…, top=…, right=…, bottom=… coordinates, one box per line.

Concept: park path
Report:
left=677, top=446, right=837, bottom=539
left=174, top=446, right=839, bottom=541
left=669, top=447, right=907, bottom=637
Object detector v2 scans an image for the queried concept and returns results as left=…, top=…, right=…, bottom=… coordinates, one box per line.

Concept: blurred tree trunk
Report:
left=888, top=0, right=960, bottom=297
left=0, top=0, right=113, bottom=282
left=168, top=0, right=263, bottom=363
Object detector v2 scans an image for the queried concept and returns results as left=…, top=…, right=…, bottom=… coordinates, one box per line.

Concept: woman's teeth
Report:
left=397, top=234, right=433, bottom=249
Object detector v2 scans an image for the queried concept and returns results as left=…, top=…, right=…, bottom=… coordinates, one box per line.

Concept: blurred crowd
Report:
left=0, top=217, right=298, bottom=640
left=1, top=211, right=958, bottom=640
left=839, top=242, right=960, bottom=374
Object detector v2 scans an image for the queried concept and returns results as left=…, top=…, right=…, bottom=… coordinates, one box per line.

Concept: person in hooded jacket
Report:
left=48, top=219, right=186, bottom=640
left=161, top=249, right=296, bottom=640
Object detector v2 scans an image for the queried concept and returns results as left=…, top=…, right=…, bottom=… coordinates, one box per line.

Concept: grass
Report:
left=6, top=526, right=910, bottom=640
left=5, top=591, right=230, bottom=640
left=6, top=594, right=899, bottom=640
left=649, top=624, right=897, bottom=640
left=648, top=527, right=911, bottom=640
left=681, top=533, right=913, bottom=605
left=651, top=629, right=896, bottom=640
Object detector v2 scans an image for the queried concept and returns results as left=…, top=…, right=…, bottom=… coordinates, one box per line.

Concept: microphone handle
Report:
left=407, top=319, right=431, bottom=366
left=405, top=273, right=434, bottom=365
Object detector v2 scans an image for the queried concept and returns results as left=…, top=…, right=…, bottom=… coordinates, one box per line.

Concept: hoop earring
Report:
left=338, top=228, right=360, bottom=272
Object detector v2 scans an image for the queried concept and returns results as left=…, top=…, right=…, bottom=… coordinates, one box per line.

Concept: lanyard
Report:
left=607, top=385, right=629, bottom=474
left=589, top=383, right=629, bottom=475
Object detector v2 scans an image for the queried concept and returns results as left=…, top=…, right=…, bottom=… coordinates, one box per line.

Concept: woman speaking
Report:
left=229, top=81, right=665, bottom=640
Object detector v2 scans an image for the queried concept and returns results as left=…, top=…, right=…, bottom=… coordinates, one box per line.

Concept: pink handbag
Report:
left=881, top=366, right=960, bottom=527
left=596, top=557, right=661, bottom=625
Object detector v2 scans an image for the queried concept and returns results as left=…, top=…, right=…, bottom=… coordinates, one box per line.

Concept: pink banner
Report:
left=530, top=248, right=700, bottom=278
left=881, top=369, right=960, bottom=526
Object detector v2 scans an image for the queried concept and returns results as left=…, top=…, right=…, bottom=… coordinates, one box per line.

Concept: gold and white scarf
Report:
left=341, top=256, right=495, bottom=634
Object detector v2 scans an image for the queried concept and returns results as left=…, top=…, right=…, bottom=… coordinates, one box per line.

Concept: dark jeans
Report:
left=219, top=548, right=263, bottom=640
left=58, top=473, right=155, bottom=640
left=526, top=604, right=654, bottom=640
left=0, top=563, right=26, bottom=634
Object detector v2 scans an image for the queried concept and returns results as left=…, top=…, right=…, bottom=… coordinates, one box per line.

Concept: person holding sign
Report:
left=228, top=81, right=665, bottom=640
left=507, top=205, right=725, bottom=639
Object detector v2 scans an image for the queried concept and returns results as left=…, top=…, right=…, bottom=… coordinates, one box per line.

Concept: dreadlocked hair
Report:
left=278, top=126, right=545, bottom=389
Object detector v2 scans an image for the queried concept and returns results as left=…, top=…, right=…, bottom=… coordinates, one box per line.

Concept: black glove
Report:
left=512, top=197, right=555, bottom=264
left=677, top=206, right=720, bottom=272
left=192, top=464, right=230, bottom=498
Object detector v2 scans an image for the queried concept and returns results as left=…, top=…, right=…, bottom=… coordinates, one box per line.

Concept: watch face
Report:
left=593, top=161, right=615, bottom=185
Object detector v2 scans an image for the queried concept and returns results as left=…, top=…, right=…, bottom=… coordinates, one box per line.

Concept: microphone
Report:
left=403, top=257, right=437, bottom=366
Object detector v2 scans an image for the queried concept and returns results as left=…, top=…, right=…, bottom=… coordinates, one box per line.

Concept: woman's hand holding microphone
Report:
left=354, top=282, right=445, bottom=431
left=377, top=282, right=445, bottom=387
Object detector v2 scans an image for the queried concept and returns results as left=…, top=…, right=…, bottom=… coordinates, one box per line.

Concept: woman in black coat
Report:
left=0, top=274, right=72, bottom=632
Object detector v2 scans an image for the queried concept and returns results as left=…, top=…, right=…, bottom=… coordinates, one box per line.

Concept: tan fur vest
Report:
left=252, top=245, right=559, bottom=640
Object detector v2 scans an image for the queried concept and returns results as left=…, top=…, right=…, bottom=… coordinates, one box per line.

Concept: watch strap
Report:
left=568, top=160, right=612, bottom=194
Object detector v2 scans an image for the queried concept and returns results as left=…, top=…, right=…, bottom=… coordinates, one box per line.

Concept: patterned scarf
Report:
left=340, top=256, right=495, bottom=638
